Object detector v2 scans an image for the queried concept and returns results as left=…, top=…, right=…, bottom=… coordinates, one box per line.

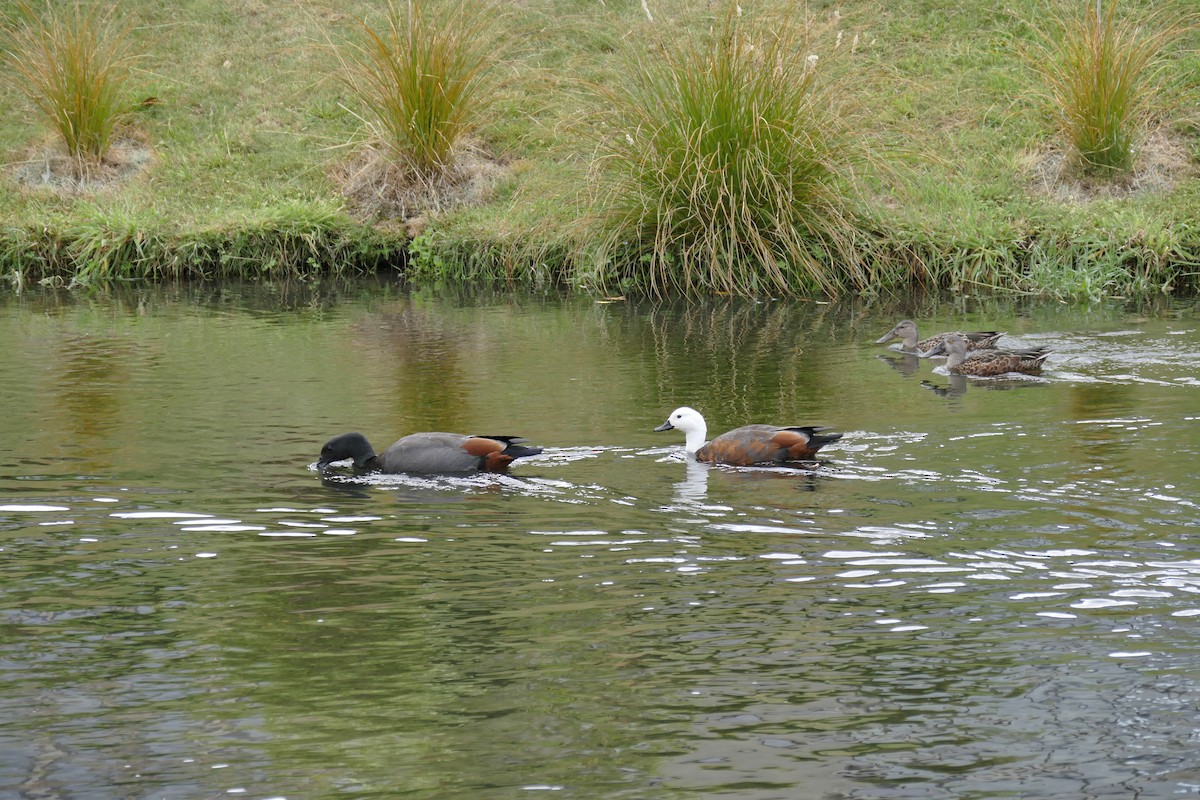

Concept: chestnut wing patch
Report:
left=460, top=437, right=510, bottom=472
left=460, top=436, right=506, bottom=458
left=770, top=428, right=822, bottom=460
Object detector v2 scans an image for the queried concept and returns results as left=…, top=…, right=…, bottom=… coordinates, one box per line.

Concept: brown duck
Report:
left=930, top=333, right=1051, bottom=376
left=876, top=319, right=1004, bottom=355
left=654, top=406, right=842, bottom=466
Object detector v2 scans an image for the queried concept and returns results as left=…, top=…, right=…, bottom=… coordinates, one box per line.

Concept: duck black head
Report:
left=317, top=432, right=377, bottom=470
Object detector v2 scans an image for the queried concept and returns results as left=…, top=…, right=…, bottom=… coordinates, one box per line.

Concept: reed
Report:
left=336, top=0, right=494, bottom=177
left=1, top=1, right=135, bottom=163
left=586, top=3, right=868, bottom=297
left=1027, top=0, right=1187, bottom=175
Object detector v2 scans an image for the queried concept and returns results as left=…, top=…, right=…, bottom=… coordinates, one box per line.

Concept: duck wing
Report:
left=698, top=425, right=840, bottom=465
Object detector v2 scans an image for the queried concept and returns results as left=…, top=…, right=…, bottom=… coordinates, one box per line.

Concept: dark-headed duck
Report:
left=317, top=431, right=542, bottom=474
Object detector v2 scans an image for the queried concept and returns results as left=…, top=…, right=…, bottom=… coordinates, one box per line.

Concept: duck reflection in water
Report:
left=921, top=374, right=969, bottom=398
left=671, top=453, right=820, bottom=505
left=877, top=352, right=922, bottom=377
left=673, top=458, right=710, bottom=504
left=922, top=373, right=1052, bottom=400
left=317, top=469, right=509, bottom=500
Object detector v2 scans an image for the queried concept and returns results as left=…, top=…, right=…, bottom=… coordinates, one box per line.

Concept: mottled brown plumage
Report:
left=876, top=319, right=1004, bottom=356
left=655, top=407, right=841, bottom=466
left=933, top=333, right=1051, bottom=376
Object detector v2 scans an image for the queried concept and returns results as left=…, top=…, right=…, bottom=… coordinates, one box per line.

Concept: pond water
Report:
left=1, top=279, right=1198, bottom=800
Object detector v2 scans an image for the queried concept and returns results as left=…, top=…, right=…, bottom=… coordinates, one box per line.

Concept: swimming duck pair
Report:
left=877, top=320, right=1051, bottom=376
left=317, top=407, right=842, bottom=475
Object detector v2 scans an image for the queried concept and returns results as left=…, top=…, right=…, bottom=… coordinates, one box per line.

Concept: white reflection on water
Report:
left=180, top=525, right=266, bottom=532
left=0, top=504, right=70, bottom=511
left=111, top=511, right=211, bottom=519
left=673, top=458, right=709, bottom=505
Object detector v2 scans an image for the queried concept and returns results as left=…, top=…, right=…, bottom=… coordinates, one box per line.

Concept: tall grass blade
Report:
left=1026, top=0, right=1188, bottom=176
left=337, top=0, right=495, bottom=177
left=1, top=1, right=135, bottom=163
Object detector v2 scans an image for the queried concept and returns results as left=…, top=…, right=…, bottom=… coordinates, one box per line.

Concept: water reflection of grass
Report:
left=636, top=302, right=856, bottom=426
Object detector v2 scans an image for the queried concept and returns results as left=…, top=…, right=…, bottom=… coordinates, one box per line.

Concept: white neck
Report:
left=683, top=423, right=708, bottom=455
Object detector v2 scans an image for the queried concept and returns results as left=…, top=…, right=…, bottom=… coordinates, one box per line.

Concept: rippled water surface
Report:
left=1, top=282, right=1198, bottom=799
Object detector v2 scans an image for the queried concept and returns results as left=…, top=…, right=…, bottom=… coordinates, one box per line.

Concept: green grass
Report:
left=334, top=0, right=495, bottom=175
left=0, top=0, right=1198, bottom=299
left=1025, top=0, right=1189, bottom=175
left=1, top=1, right=134, bottom=162
left=0, top=198, right=397, bottom=287
left=583, top=4, right=868, bottom=297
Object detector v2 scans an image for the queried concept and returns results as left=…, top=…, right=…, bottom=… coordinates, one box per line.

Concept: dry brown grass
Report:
left=331, top=139, right=506, bottom=228
left=8, top=133, right=153, bottom=195
left=1021, top=128, right=1196, bottom=204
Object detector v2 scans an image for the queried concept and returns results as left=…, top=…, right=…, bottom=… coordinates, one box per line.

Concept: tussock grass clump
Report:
left=1, top=1, right=135, bottom=164
left=335, top=0, right=496, bottom=203
left=586, top=3, right=869, bottom=297
left=1026, top=0, right=1190, bottom=176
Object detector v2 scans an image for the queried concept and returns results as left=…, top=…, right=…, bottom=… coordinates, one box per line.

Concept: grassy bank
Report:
left=1, top=0, right=1198, bottom=299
